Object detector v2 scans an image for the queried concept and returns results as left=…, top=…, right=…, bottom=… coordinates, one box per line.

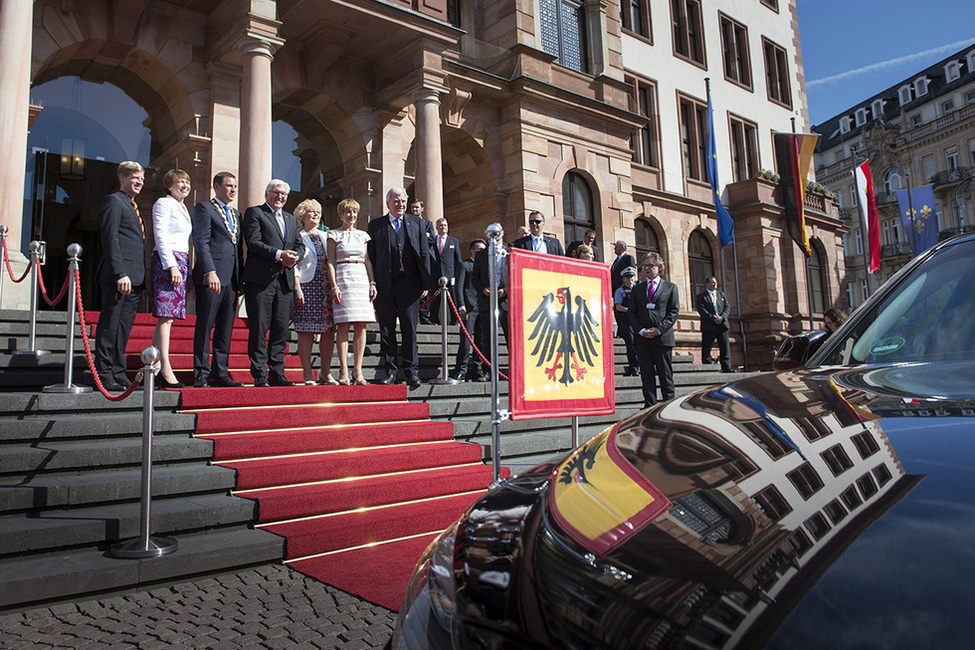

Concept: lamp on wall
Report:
left=60, top=78, right=85, bottom=181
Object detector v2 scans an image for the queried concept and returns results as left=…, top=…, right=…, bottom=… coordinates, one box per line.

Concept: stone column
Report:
left=413, top=89, right=445, bottom=221
left=207, top=62, right=243, bottom=185
left=239, top=36, right=277, bottom=209
left=0, top=0, right=34, bottom=308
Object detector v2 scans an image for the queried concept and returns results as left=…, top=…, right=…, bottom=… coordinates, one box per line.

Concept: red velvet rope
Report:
left=1, top=238, right=32, bottom=283
left=419, top=288, right=439, bottom=311
left=445, top=290, right=508, bottom=382
left=74, top=268, right=143, bottom=401
left=35, top=256, right=70, bottom=306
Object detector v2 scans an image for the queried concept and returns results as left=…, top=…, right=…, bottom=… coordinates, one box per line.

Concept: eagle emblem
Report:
left=526, top=287, right=600, bottom=385
left=558, top=436, right=605, bottom=487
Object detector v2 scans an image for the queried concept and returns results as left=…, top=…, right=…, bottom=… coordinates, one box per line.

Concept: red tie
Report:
left=131, top=199, right=145, bottom=239
left=438, top=237, right=445, bottom=254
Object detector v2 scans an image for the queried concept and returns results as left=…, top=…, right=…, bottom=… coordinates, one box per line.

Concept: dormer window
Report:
left=899, top=84, right=912, bottom=105
left=914, top=76, right=928, bottom=97
left=945, top=61, right=961, bottom=82
left=855, top=108, right=867, bottom=126
left=872, top=99, right=884, bottom=120
left=840, top=116, right=851, bottom=133
left=967, top=50, right=975, bottom=74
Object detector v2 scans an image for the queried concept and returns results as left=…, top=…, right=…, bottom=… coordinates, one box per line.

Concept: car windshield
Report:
left=819, top=238, right=975, bottom=366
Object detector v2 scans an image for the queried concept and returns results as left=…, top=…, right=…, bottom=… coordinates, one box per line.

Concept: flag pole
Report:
left=904, top=171, right=918, bottom=255
left=851, top=152, right=873, bottom=299
left=731, top=236, right=747, bottom=371
left=792, top=120, right=816, bottom=332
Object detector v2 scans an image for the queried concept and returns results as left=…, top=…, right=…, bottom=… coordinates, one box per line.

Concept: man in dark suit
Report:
left=629, top=252, right=680, bottom=407
left=241, top=179, right=304, bottom=387
left=472, top=223, right=509, bottom=382
left=94, top=161, right=146, bottom=391
left=566, top=228, right=601, bottom=261
left=610, top=240, right=637, bottom=294
left=452, top=238, right=486, bottom=381
left=191, top=171, right=244, bottom=388
left=367, top=187, right=431, bottom=388
left=429, top=217, right=463, bottom=325
left=411, top=199, right=437, bottom=325
left=511, top=211, right=564, bottom=256
left=696, top=275, right=733, bottom=373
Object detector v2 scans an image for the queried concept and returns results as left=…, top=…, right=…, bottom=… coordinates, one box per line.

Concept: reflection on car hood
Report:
left=454, top=361, right=975, bottom=649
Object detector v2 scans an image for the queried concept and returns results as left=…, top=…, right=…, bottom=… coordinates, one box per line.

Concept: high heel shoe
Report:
left=338, top=373, right=351, bottom=386
left=319, top=374, right=340, bottom=386
left=157, top=376, right=185, bottom=389
left=353, top=373, right=368, bottom=386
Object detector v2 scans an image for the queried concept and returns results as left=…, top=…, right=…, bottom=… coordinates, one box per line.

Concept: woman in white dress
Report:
left=327, top=198, right=376, bottom=385
left=151, top=169, right=193, bottom=389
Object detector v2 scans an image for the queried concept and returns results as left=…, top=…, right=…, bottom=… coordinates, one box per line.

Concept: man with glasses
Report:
left=511, top=211, right=564, bottom=256
left=629, top=252, right=680, bottom=407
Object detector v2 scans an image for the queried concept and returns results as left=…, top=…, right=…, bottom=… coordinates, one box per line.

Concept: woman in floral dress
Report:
left=293, top=199, right=337, bottom=385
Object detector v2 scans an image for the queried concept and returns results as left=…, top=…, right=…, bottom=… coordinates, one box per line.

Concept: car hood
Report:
left=454, top=361, right=975, bottom=649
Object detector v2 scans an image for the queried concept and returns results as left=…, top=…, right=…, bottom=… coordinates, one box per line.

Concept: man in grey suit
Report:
left=696, top=276, right=733, bottom=373
left=93, top=161, right=146, bottom=391
left=242, top=180, right=304, bottom=387
left=429, top=217, right=463, bottom=325
left=629, top=252, right=680, bottom=407
left=367, top=187, right=431, bottom=388
left=191, top=171, right=244, bottom=387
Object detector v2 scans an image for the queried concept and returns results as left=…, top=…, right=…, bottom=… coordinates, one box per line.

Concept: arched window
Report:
left=634, top=218, right=659, bottom=263
left=809, top=242, right=826, bottom=313
left=884, top=168, right=902, bottom=195
left=562, top=172, right=594, bottom=245
left=688, top=230, right=714, bottom=299
left=539, top=0, right=588, bottom=73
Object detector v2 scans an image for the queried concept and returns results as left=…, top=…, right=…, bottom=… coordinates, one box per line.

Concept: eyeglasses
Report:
left=529, top=220, right=543, bottom=225
left=641, top=263, right=660, bottom=269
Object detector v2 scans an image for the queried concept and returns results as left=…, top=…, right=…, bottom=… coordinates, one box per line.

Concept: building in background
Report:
left=0, top=0, right=843, bottom=368
left=813, top=42, right=975, bottom=309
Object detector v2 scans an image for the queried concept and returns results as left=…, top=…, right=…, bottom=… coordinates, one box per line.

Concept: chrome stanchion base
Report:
left=429, top=377, right=460, bottom=385
left=43, top=383, right=92, bottom=394
left=109, top=536, right=178, bottom=559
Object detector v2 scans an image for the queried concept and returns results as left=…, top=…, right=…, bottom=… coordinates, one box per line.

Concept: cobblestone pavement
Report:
left=0, top=564, right=396, bottom=649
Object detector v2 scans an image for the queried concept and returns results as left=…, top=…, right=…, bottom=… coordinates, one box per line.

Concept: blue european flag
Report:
left=895, top=185, right=939, bottom=255
left=707, top=91, right=734, bottom=247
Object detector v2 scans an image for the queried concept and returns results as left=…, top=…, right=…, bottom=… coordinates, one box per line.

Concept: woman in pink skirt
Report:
left=151, top=169, right=192, bottom=389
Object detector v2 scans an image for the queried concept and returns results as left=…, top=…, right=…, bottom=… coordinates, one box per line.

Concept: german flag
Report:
left=773, top=132, right=819, bottom=257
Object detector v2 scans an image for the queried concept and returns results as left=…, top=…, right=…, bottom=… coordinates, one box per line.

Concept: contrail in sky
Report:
left=807, top=38, right=975, bottom=88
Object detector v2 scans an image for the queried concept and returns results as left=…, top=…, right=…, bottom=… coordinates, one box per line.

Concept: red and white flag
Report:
left=854, top=160, right=881, bottom=273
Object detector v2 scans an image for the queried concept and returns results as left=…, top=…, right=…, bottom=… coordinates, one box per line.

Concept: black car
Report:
left=391, top=233, right=975, bottom=649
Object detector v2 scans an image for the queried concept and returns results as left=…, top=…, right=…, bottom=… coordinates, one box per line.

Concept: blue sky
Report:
left=797, top=0, right=975, bottom=126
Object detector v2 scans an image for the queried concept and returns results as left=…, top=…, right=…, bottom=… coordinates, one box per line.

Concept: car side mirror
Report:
left=773, top=330, right=829, bottom=371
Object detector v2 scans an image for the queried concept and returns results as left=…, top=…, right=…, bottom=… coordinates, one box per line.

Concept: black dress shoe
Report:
left=721, top=368, right=738, bottom=374
left=115, top=376, right=132, bottom=388
left=477, top=373, right=491, bottom=382
left=101, top=381, right=125, bottom=392
left=194, top=376, right=209, bottom=388
left=157, top=377, right=185, bottom=389
left=210, top=376, right=244, bottom=388
left=253, top=377, right=269, bottom=387
left=406, top=375, right=422, bottom=389
left=268, top=375, right=295, bottom=387
left=379, top=374, right=397, bottom=385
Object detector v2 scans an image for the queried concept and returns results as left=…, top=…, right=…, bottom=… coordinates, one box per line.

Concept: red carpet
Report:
left=88, top=310, right=509, bottom=610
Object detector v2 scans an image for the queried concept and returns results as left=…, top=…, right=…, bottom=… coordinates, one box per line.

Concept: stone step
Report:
left=0, top=463, right=238, bottom=515
left=0, top=411, right=195, bottom=442
left=0, top=390, right=181, bottom=416
left=0, top=525, right=284, bottom=610
left=0, top=493, right=260, bottom=559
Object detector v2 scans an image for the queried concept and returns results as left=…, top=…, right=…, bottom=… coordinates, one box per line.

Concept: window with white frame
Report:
left=968, top=90, right=975, bottom=105
left=840, top=116, right=851, bottom=133
left=943, top=99, right=955, bottom=114
left=846, top=283, right=853, bottom=305
left=854, top=228, right=863, bottom=255
left=946, top=147, right=959, bottom=171
left=945, top=61, right=961, bottom=82
left=882, top=220, right=890, bottom=245
left=891, top=219, right=900, bottom=242
left=968, top=50, right=975, bottom=72
left=921, top=154, right=936, bottom=180
left=850, top=185, right=858, bottom=207
left=899, top=85, right=912, bottom=105
left=884, top=168, right=902, bottom=194
left=860, top=279, right=868, bottom=302
left=539, top=0, right=589, bottom=73
left=872, top=99, right=884, bottom=120
left=911, top=113, right=922, bottom=126
left=914, top=77, right=928, bottom=97
left=855, top=108, right=867, bottom=126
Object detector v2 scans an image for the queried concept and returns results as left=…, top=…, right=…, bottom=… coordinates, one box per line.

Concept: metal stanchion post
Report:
left=45, top=244, right=90, bottom=394
left=486, top=224, right=507, bottom=486
left=430, top=276, right=458, bottom=385
left=15, top=241, right=49, bottom=357
left=571, top=415, right=579, bottom=449
left=0, top=224, right=6, bottom=310
left=110, top=347, right=178, bottom=559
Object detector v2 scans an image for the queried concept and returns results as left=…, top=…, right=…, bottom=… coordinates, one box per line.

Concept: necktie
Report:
left=131, top=199, right=145, bottom=239
left=648, top=280, right=656, bottom=303
left=438, top=236, right=445, bottom=254
left=393, top=218, right=401, bottom=234
left=276, top=211, right=286, bottom=239
left=533, top=237, right=540, bottom=252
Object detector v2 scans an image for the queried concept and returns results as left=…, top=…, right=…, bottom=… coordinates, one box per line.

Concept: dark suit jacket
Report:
left=611, top=253, right=637, bottom=292
left=511, top=234, right=564, bottom=256
left=696, top=290, right=731, bottom=333
left=472, top=244, right=508, bottom=313
left=566, top=240, right=602, bottom=262
left=366, top=212, right=431, bottom=295
left=629, top=279, right=680, bottom=347
left=96, top=190, right=146, bottom=286
left=192, top=199, right=243, bottom=291
left=431, top=234, right=463, bottom=297
left=457, top=258, right=477, bottom=312
left=241, top=203, right=304, bottom=291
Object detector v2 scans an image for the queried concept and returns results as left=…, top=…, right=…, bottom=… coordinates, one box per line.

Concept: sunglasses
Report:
left=529, top=220, right=543, bottom=225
